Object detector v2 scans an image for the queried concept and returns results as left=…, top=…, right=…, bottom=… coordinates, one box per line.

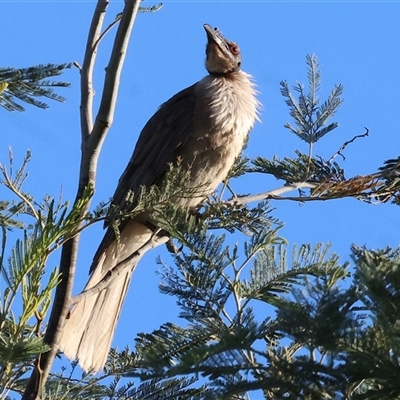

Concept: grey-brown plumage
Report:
left=58, top=24, right=260, bottom=372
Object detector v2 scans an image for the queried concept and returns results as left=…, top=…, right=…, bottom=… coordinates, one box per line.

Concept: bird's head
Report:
left=204, top=24, right=242, bottom=75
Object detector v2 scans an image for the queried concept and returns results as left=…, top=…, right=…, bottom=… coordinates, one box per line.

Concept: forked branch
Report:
left=23, top=1, right=142, bottom=398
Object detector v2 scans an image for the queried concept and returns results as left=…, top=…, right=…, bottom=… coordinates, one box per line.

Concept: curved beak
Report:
left=203, top=24, right=224, bottom=48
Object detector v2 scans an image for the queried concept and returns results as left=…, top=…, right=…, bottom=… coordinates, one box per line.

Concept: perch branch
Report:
left=226, top=182, right=319, bottom=205
left=23, top=1, right=141, bottom=398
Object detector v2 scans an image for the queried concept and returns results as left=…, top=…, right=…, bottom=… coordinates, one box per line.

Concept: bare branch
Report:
left=328, top=127, right=369, bottom=163
left=80, top=0, right=109, bottom=141
left=85, top=1, right=140, bottom=172
left=23, top=1, right=142, bottom=397
left=226, top=182, right=319, bottom=205
left=93, top=14, right=122, bottom=50
left=224, top=164, right=400, bottom=207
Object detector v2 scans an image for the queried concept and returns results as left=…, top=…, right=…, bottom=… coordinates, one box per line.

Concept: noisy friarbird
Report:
left=59, top=24, right=260, bottom=373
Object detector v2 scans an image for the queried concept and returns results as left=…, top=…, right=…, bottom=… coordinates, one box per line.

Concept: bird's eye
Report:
left=230, top=44, right=239, bottom=55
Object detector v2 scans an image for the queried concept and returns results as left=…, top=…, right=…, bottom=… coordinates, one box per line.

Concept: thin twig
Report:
left=225, top=182, right=238, bottom=198
left=328, top=127, right=369, bottom=163
left=266, top=192, right=380, bottom=202
left=93, top=14, right=122, bottom=50
left=80, top=0, right=109, bottom=141
left=0, top=165, right=41, bottom=222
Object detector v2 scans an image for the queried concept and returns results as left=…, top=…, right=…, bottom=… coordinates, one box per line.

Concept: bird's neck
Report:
left=197, top=71, right=261, bottom=135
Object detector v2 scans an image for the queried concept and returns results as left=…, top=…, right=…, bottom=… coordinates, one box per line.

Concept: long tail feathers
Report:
left=58, top=221, right=153, bottom=373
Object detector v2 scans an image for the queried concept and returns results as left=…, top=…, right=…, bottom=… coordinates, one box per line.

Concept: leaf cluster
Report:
left=0, top=152, right=102, bottom=399
left=0, top=63, right=71, bottom=112
left=251, top=150, right=345, bottom=185
left=377, top=156, right=400, bottom=205
left=125, top=230, right=400, bottom=399
left=22, top=354, right=207, bottom=400
left=280, top=54, right=344, bottom=144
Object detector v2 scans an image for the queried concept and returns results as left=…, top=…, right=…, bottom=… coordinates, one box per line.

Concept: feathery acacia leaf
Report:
left=251, top=150, right=345, bottom=185
left=280, top=54, right=343, bottom=144
left=0, top=63, right=71, bottom=112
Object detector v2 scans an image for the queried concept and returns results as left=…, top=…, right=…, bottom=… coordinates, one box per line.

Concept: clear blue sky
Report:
left=2, top=0, right=400, bottom=382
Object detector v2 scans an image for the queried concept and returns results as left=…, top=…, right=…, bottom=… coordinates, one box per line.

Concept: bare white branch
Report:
left=24, top=2, right=143, bottom=396
left=80, top=0, right=109, bottom=141
left=226, top=182, right=319, bottom=205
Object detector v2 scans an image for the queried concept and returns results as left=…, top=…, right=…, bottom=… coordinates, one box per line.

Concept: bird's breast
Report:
left=201, top=72, right=259, bottom=141
left=175, top=71, right=260, bottom=207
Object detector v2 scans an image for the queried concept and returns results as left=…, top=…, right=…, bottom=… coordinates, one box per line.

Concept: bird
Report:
left=58, top=24, right=260, bottom=373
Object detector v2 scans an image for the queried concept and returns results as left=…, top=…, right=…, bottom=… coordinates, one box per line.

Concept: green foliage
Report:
left=104, top=159, right=213, bottom=247
left=251, top=150, right=345, bottom=185
left=280, top=54, right=344, bottom=144
left=129, top=238, right=351, bottom=398
left=127, top=235, right=400, bottom=398
left=0, top=63, right=71, bottom=112
left=27, top=355, right=208, bottom=400
left=378, top=156, right=400, bottom=205
left=0, top=153, right=98, bottom=399
left=248, top=56, right=400, bottom=203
